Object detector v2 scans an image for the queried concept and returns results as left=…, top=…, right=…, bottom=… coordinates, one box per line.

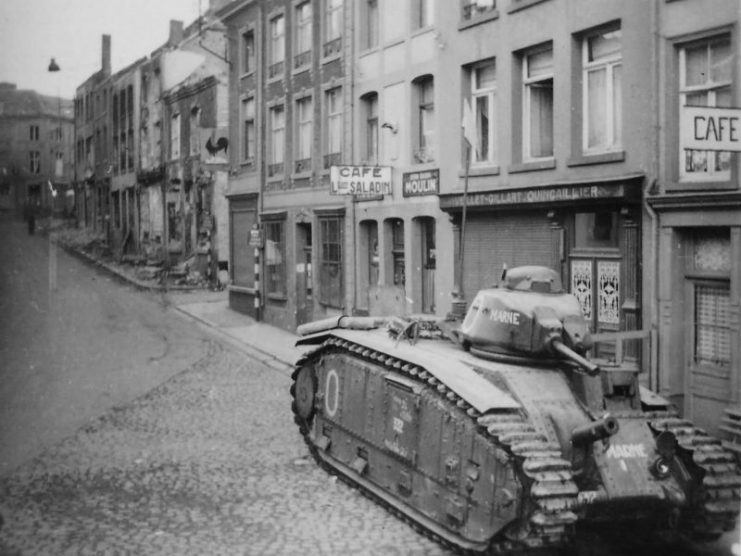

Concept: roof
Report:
left=0, top=85, right=73, bottom=119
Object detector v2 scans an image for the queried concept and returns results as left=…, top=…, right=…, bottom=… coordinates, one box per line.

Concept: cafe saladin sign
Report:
left=680, top=105, right=741, bottom=152
left=330, top=166, right=392, bottom=196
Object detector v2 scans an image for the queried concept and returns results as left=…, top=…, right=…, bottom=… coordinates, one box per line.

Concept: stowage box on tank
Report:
left=290, top=266, right=741, bottom=553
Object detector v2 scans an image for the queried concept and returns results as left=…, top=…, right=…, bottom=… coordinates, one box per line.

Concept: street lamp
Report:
left=48, top=58, right=62, bottom=210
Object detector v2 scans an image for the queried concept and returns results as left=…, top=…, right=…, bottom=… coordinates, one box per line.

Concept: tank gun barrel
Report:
left=550, top=338, right=600, bottom=376
left=572, top=415, right=620, bottom=447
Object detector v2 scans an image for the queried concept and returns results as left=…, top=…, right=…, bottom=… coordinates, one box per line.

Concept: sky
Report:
left=0, top=0, right=203, bottom=99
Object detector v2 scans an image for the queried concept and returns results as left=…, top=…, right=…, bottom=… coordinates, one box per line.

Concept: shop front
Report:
left=439, top=176, right=644, bottom=349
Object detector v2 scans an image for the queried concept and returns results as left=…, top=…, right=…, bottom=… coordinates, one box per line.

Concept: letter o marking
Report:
left=325, top=369, right=339, bottom=417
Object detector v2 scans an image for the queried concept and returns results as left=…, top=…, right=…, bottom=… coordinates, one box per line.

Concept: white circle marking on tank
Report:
left=325, top=369, right=339, bottom=417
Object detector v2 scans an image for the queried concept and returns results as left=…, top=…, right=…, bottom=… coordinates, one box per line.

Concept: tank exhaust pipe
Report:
left=572, top=415, right=620, bottom=447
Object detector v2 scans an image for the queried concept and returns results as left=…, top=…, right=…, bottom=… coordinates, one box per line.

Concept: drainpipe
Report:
left=645, top=0, right=661, bottom=392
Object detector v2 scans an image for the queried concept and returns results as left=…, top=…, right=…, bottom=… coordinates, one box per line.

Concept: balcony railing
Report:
left=462, top=0, right=496, bottom=20
left=268, top=61, right=284, bottom=79
left=294, top=51, right=311, bottom=69
left=324, top=152, right=341, bottom=169
left=323, top=38, right=341, bottom=58
left=268, top=162, right=284, bottom=177
left=294, top=158, right=311, bottom=174
left=413, top=147, right=435, bottom=164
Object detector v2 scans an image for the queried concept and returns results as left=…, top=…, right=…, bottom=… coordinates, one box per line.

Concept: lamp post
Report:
left=47, top=58, right=61, bottom=295
left=48, top=58, right=62, bottom=215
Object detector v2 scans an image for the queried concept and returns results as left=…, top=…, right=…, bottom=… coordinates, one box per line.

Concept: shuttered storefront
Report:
left=228, top=194, right=258, bottom=318
left=463, top=211, right=553, bottom=295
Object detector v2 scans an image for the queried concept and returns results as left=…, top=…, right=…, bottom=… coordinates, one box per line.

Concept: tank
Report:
left=290, top=266, right=741, bottom=553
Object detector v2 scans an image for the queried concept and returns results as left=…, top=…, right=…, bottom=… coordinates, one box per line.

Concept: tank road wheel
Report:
left=291, top=363, right=317, bottom=424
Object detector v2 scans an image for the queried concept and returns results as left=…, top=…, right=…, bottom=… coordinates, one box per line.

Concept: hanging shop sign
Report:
left=330, top=165, right=392, bottom=196
left=402, top=169, right=439, bottom=197
left=680, top=105, right=741, bottom=152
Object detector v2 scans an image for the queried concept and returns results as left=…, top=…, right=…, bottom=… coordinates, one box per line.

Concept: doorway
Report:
left=682, top=228, right=733, bottom=433
left=296, top=222, right=313, bottom=326
left=568, top=211, right=622, bottom=358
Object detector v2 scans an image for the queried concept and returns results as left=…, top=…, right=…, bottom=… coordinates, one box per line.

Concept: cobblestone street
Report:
left=0, top=340, right=447, bottom=556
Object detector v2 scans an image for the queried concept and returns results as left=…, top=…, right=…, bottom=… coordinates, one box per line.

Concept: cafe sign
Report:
left=403, top=169, right=439, bottom=197
left=680, top=105, right=741, bottom=152
left=330, top=165, right=392, bottom=196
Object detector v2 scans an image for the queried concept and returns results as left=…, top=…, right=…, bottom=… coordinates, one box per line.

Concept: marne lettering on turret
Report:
left=488, top=310, right=520, bottom=325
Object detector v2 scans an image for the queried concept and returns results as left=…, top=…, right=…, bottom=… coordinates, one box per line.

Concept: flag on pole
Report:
left=462, top=98, right=478, bottom=162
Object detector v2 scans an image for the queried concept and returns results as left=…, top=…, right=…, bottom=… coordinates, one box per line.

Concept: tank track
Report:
left=649, top=415, right=741, bottom=537
left=290, top=337, right=578, bottom=555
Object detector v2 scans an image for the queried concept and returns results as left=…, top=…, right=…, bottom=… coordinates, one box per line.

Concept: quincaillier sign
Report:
left=330, top=165, right=392, bottom=196
left=680, top=105, right=741, bottom=152
left=403, top=169, right=439, bottom=197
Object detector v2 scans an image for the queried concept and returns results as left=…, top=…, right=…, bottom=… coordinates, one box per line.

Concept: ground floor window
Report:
left=319, top=215, right=343, bottom=308
left=687, top=227, right=731, bottom=375
left=265, top=219, right=286, bottom=297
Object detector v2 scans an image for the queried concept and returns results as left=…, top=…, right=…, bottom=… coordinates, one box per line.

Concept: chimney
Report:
left=102, top=34, right=111, bottom=75
left=169, top=20, right=184, bottom=47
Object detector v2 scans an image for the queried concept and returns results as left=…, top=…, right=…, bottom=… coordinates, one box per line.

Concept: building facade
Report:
left=0, top=83, right=74, bottom=216
left=74, top=35, right=113, bottom=237
left=161, top=14, right=230, bottom=280
left=351, top=0, right=452, bottom=319
left=649, top=0, right=741, bottom=435
left=221, top=0, right=354, bottom=329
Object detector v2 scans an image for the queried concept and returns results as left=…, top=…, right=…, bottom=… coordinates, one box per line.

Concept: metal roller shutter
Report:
left=231, top=209, right=256, bottom=288
left=464, top=212, right=552, bottom=296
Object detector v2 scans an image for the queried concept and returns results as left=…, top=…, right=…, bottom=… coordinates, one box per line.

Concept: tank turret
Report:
left=459, top=266, right=598, bottom=373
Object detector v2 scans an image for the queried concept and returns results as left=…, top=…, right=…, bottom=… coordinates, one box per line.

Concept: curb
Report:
left=57, top=242, right=206, bottom=293
left=172, top=305, right=294, bottom=376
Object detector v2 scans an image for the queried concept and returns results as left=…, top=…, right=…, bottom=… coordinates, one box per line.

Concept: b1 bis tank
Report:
left=290, top=266, right=741, bottom=553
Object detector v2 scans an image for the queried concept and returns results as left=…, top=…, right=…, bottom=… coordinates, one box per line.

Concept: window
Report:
left=462, top=0, right=496, bottom=21
left=582, top=27, right=622, bottom=153
left=414, top=76, right=435, bottom=163
left=414, top=0, right=434, bottom=29
left=265, top=220, right=286, bottom=297
left=324, top=0, right=342, bottom=57
left=295, top=96, right=313, bottom=172
left=319, top=215, right=344, bottom=308
left=363, top=92, right=379, bottom=164
left=170, top=113, right=180, bottom=160
left=389, top=218, right=405, bottom=287
left=190, top=106, right=201, bottom=156
left=269, top=105, right=285, bottom=176
left=688, top=229, right=731, bottom=371
left=269, top=14, right=285, bottom=78
left=29, top=151, right=40, bottom=174
left=679, top=35, right=733, bottom=181
left=242, top=29, right=255, bottom=74
left=242, top=97, right=255, bottom=163
left=325, top=87, right=342, bottom=168
left=29, top=125, right=39, bottom=141
left=362, top=0, right=379, bottom=50
left=523, top=47, right=553, bottom=160
left=295, top=2, right=312, bottom=69
left=470, top=60, right=497, bottom=165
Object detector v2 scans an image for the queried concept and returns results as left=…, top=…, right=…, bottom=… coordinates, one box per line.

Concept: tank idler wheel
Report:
left=293, top=365, right=317, bottom=421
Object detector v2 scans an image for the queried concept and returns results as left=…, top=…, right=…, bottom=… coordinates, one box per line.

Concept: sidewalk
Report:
left=53, top=230, right=304, bottom=373
left=169, top=290, right=304, bottom=374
